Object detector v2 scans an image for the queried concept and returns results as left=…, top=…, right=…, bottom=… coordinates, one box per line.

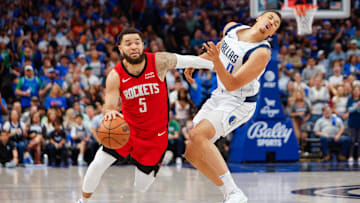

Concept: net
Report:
left=289, top=4, right=318, bottom=36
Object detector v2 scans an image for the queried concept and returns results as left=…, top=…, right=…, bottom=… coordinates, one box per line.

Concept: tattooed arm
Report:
left=155, top=52, right=214, bottom=80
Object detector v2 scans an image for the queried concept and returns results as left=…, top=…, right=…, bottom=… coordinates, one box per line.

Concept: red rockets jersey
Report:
left=114, top=52, right=169, bottom=132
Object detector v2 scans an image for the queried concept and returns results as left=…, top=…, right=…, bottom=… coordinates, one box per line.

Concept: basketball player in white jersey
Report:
left=184, top=11, right=282, bottom=203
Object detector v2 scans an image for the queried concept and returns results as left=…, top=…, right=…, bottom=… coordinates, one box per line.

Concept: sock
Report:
left=80, top=198, right=88, bottom=203
left=219, top=171, right=238, bottom=195
left=134, top=167, right=155, bottom=192
left=218, top=185, right=226, bottom=198
left=78, top=154, right=84, bottom=161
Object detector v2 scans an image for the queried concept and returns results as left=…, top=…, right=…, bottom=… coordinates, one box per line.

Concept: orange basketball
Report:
left=97, top=117, right=130, bottom=149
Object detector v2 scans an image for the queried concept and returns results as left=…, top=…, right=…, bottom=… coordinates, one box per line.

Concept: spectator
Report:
left=55, top=55, right=70, bottom=80
left=302, top=57, right=323, bottom=83
left=48, top=119, right=68, bottom=166
left=0, top=130, right=18, bottom=168
left=66, top=83, right=83, bottom=108
left=44, top=83, right=67, bottom=111
left=87, top=85, right=102, bottom=106
left=317, top=50, right=331, bottom=79
left=346, top=40, right=360, bottom=58
left=20, top=104, right=38, bottom=126
left=70, top=114, right=88, bottom=166
left=27, top=112, right=45, bottom=164
left=171, top=87, right=196, bottom=128
left=88, top=50, right=103, bottom=77
left=290, top=89, right=311, bottom=148
left=190, top=29, right=205, bottom=50
left=314, top=106, right=351, bottom=162
left=283, top=44, right=303, bottom=72
left=293, top=72, right=309, bottom=94
left=347, top=85, right=360, bottom=163
left=42, top=108, right=57, bottom=134
left=77, top=54, right=89, bottom=72
left=40, top=68, right=64, bottom=98
left=0, top=92, right=8, bottom=126
left=63, top=108, right=77, bottom=133
left=0, top=39, right=12, bottom=77
left=331, top=85, right=349, bottom=121
left=3, top=109, right=27, bottom=164
left=167, top=111, right=182, bottom=164
left=91, top=111, right=103, bottom=143
left=344, top=55, right=359, bottom=79
left=309, top=77, right=330, bottom=123
left=328, top=62, right=344, bottom=85
left=189, top=69, right=217, bottom=108
left=15, top=65, right=42, bottom=109
left=328, top=42, right=346, bottom=65
left=80, top=66, right=100, bottom=91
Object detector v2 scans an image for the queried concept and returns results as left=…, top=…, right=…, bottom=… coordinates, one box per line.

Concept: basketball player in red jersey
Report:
left=77, top=28, right=214, bottom=203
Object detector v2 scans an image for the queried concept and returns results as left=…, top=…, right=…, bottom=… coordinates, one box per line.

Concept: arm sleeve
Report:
left=174, top=54, right=214, bottom=70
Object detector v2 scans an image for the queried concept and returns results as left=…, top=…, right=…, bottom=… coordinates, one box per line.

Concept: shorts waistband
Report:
left=244, top=93, right=259, bottom=103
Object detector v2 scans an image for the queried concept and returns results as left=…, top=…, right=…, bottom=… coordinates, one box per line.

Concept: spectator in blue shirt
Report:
left=15, top=65, right=42, bottom=109
left=328, top=43, right=346, bottom=65
left=44, top=83, right=67, bottom=111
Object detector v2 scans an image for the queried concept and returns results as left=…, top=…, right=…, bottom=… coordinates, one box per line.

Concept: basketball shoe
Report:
left=224, top=188, right=248, bottom=203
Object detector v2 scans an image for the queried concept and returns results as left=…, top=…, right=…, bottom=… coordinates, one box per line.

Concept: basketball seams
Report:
left=97, top=118, right=130, bottom=149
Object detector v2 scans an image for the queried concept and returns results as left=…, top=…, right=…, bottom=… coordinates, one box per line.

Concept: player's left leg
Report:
left=77, top=146, right=117, bottom=203
left=129, top=128, right=167, bottom=192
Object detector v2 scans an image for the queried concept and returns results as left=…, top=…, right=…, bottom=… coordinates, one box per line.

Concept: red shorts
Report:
left=113, top=125, right=168, bottom=166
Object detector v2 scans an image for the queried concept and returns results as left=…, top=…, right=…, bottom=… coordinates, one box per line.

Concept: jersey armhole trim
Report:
left=242, top=44, right=271, bottom=64
left=224, top=23, right=242, bottom=36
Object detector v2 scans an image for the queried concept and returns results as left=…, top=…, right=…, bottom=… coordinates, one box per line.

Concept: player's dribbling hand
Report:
left=104, top=110, right=123, bottom=121
left=184, top=68, right=195, bottom=84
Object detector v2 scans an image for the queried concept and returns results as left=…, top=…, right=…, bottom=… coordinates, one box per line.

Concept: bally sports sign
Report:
left=248, top=121, right=293, bottom=147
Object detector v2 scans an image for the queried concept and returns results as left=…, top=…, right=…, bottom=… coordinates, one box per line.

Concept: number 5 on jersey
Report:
left=139, top=98, right=147, bottom=113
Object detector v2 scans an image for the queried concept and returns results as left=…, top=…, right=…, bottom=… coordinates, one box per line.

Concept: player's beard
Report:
left=123, top=51, right=145, bottom=64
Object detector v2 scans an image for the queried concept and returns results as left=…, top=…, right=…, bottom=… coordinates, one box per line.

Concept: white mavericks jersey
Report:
left=214, top=24, right=271, bottom=98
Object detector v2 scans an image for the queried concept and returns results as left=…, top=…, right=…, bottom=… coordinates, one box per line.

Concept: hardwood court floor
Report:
left=0, top=163, right=360, bottom=203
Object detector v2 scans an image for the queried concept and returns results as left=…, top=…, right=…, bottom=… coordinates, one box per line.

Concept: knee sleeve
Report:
left=82, top=146, right=117, bottom=193
left=133, top=167, right=156, bottom=193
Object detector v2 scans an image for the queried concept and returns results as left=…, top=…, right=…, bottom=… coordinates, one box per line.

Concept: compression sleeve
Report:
left=174, top=54, right=214, bottom=70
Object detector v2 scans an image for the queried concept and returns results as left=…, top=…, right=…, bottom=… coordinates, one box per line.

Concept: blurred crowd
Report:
left=0, top=0, right=360, bottom=167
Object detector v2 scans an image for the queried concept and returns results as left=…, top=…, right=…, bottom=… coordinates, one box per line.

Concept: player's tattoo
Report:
left=155, top=52, right=177, bottom=79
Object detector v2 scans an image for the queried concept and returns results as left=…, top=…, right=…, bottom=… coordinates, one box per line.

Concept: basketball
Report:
left=97, top=117, right=130, bottom=149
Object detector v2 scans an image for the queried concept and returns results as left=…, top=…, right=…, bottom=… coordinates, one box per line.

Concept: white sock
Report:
left=219, top=171, right=238, bottom=195
left=218, top=185, right=226, bottom=198
left=80, top=198, right=88, bottom=203
left=78, top=154, right=84, bottom=161
left=134, top=167, right=156, bottom=192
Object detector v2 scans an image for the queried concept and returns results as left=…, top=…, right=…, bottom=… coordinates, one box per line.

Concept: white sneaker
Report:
left=348, top=157, right=354, bottom=163
left=224, top=189, right=248, bottom=203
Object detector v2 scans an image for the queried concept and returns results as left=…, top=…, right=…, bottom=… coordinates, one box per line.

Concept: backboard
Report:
left=250, top=0, right=351, bottom=19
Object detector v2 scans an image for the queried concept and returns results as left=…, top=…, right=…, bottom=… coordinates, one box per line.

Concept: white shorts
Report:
left=193, top=94, right=256, bottom=143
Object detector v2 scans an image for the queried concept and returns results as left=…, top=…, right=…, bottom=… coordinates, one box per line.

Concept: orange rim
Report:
left=290, top=4, right=318, bottom=17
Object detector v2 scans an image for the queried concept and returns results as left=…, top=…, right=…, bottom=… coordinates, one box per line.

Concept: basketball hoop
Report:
left=289, top=4, right=318, bottom=36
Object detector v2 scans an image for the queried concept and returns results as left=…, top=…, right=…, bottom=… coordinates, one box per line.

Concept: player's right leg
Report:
left=77, top=146, right=117, bottom=203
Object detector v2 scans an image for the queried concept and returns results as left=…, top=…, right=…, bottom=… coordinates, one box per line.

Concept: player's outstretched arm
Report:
left=155, top=52, right=214, bottom=80
left=204, top=41, right=271, bottom=91
left=103, top=70, right=122, bottom=120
